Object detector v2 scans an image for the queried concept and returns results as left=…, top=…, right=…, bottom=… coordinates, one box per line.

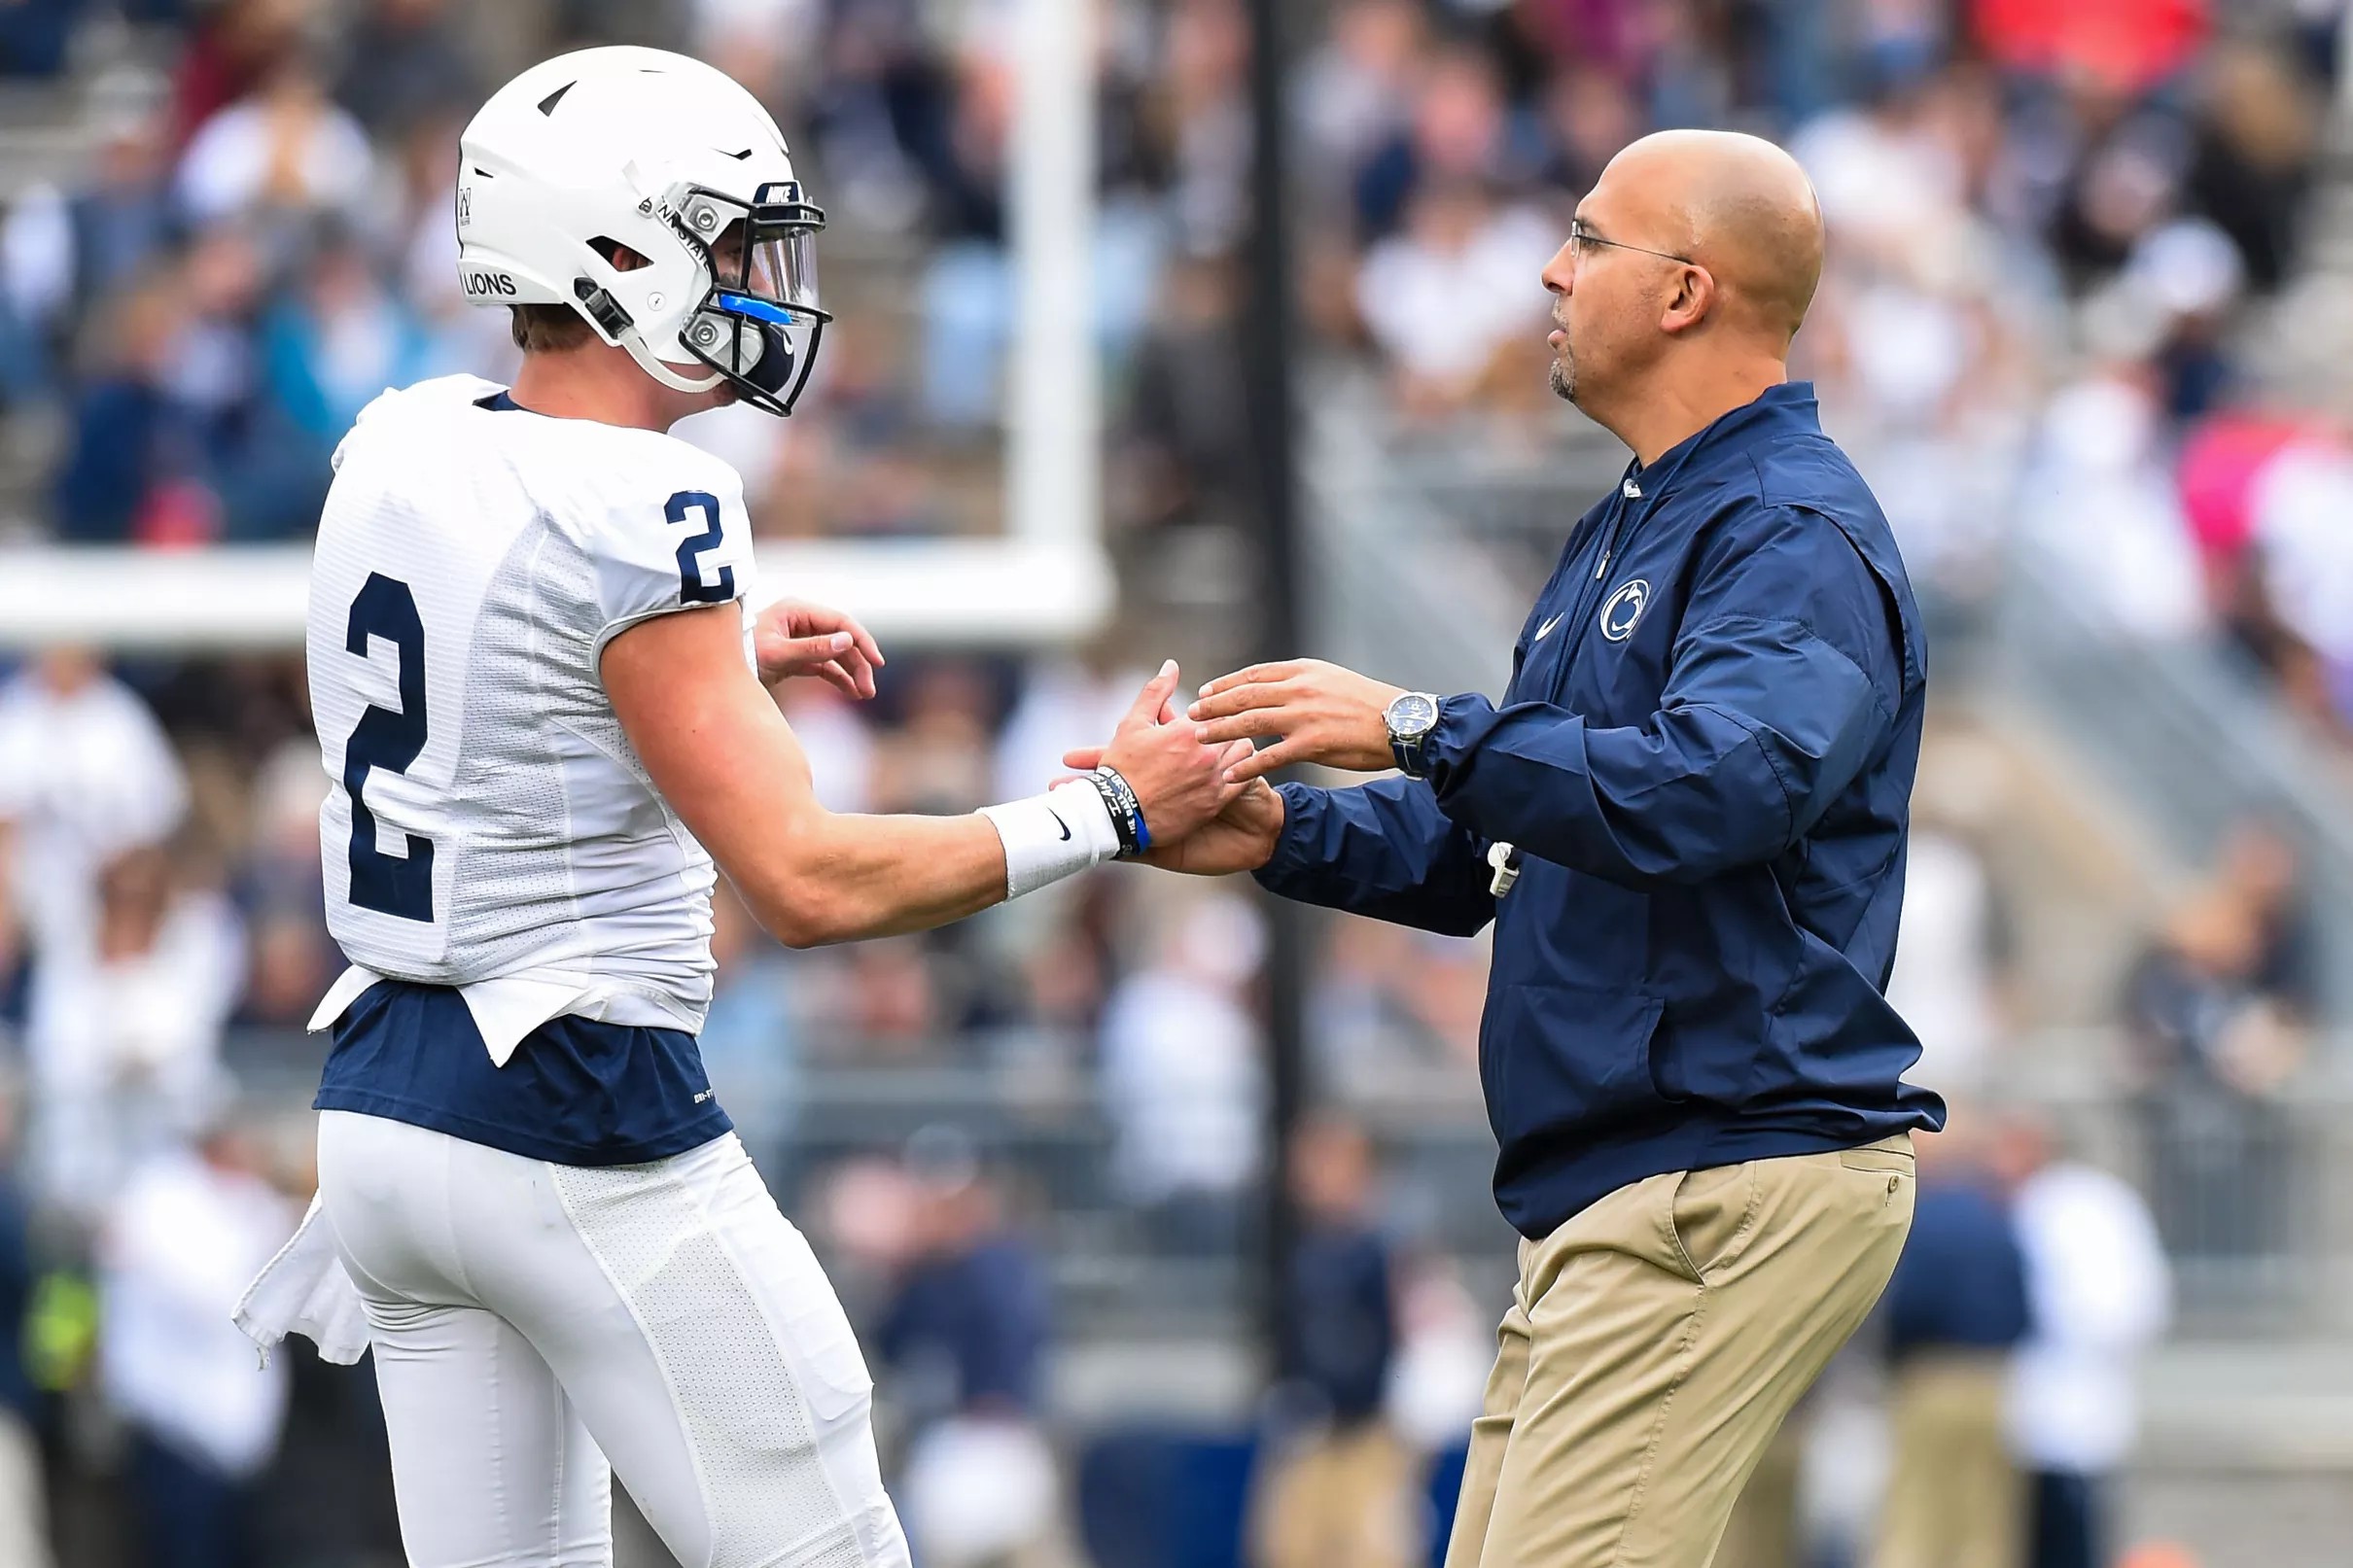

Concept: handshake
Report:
left=1055, top=657, right=1413, bottom=876
left=754, top=600, right=1413, bottom=880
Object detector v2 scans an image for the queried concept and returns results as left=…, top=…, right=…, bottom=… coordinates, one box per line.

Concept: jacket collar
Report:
left=1620, top=380, right=1819, bottom=501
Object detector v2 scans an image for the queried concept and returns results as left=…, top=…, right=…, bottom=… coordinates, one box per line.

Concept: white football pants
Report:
left=314, top=1110, right=910, bottom=1568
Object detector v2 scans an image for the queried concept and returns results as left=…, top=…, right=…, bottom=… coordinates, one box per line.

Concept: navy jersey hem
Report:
left=312, top=1091, right=730, bottom=1168
left=314, top=979, right=735, bottom=1168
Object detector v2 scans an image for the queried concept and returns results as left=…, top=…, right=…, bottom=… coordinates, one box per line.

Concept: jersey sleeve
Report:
left=574, top=452, right=758, bottom=659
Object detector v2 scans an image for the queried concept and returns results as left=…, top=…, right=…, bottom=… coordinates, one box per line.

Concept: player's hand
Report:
left=1063, top=744, right=1284, bottom=875
left=753, top=599, right=885, bottom=699
left=1097, top=662, right=1251, bottom=849
left=1189, top=659, right=1406, bottom=782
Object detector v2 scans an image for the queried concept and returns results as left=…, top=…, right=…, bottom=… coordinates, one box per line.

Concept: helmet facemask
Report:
left=669, top=180, right=828, bottom=417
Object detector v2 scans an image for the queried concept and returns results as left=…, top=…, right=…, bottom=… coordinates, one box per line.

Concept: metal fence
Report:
left=212, top=1022, right=2353, bottom=1339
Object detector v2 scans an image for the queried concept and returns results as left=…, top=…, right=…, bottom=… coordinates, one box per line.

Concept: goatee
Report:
left=1548, top=356, right=1575, bottom=402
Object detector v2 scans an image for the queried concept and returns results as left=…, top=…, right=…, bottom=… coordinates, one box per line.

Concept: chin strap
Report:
left=618, top=331, right=729, bottom=396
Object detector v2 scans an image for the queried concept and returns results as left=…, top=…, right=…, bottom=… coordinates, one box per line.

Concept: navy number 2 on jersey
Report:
left=668, top=490, right=734, bottom=604
left=342, top=574, right=436, bottom=921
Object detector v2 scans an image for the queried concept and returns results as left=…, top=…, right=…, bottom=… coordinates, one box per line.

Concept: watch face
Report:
left=1390, top=693, right=1439, bottom=736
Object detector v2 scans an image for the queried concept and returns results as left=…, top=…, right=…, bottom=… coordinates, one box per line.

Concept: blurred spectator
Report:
left=1535, top=62, right=1640, bottom=197
left=1310, top=919, right=1487, bottom=1096
left=2245, top=426, right=2353, bottom=709
left=331, top=0, right=480, bottom=141
left=1350, top=44, right=1517, bottom=242
left=877, top=1134, right=1060, bottom=1568
left=1970, top=0, right=2210, bottom=96
left=1884, top=819, right=2011, bottom=1100
left=872, top=662, right=997, bottom=815
left=0, top=649, right=187, bottom=983
left=692, top=0, right=822, bottom=112
left=2183, top=40, right=2321, bottom=294
left=840, top=936, right=947, bottom=1058
left=2, top=104, right=178, bottom=361
left=258, top=223, right=431, bottom=449
left=2173, top=396, right=2335, bottom=707
left=2044, top=89, right=2187, bottom=290
left=1120, top=255, right=1250, bottom=535
left=99, top=1125, right=297, bottom=1568
left=50, top=274, right=214, bottom=544
left=229, top=740, right=334, bottom=1029
left=2018, top=362, right=2208, bottom=639
left=23, top=843, right=242, bottom=1222
left=2125, top=822, right=2313, bottom=1264
left=1248, top=1115, right=1417, bottom=1568
left=55, top=226, right=330, bottom=543
left=0, top=0, right=77, bottom=79
left=174, top=52, right=375, bottom=234
left=1098, top=891, right=1265, bottom=1253
left=166, top=0, right=315, bottom=149
left=1379, top=1249, right=1491, bottom=1463
left=1870, top=1128, right=2033, bottom=1568
left=1295, top=0, right=1424, bottom=206
left=1993, top=1115, right=2171, bottom=1568
left=776, top=679, right=878, bottom=814
left=2124, top=822, right=2315, bottom=1095
left=1352, top=181, right=1555, bottom=417
left=2109, top=219, right=2244, bottom=422
left=1160, top=0, right=1250, bottom=259
left=0, top=1098, right=48, bottom=1568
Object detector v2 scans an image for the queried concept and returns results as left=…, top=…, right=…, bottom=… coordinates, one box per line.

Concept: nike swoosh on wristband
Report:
left=1049, top=811, right=1073, bottom=842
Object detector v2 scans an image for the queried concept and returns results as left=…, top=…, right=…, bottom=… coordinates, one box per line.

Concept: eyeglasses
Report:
left=1567, top=218, right=1692, bottom=267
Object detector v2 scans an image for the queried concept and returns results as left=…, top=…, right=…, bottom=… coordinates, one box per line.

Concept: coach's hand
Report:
left=1098, top=662, right=1255, bottom=848
left=1061, top=743, right=1284, bottom=875
left=1189, top=659, right=1405, bottom=783
left=753, top=599, right=886, bottom=698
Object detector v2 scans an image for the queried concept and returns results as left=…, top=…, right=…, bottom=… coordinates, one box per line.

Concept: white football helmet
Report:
left=455, top=46, right=828, bottom=415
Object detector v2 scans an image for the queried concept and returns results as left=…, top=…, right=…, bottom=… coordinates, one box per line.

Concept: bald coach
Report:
left=1110, top=129, right=1949, bottom=1568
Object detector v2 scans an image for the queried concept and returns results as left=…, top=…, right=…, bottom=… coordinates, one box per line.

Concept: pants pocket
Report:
left=1836, top=1138, right=1915, bottom=1176
left=1669, top=1162, right=1758, bottom=1284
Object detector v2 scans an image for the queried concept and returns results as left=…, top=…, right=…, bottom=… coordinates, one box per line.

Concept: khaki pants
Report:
left=1444, top=1136, right=1916, bottom=1568
left=1868, top=1354, right=2021, bottom=1568
left=1710, top=1411, right=1807, bottom=1568
left=1247, top=1420, right=1420, bottom=1568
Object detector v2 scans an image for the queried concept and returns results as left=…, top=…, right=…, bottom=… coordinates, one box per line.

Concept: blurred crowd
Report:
left=1282, top=0, right=2353, bottom=750
left=0, top=1, right=2346, bottom=1566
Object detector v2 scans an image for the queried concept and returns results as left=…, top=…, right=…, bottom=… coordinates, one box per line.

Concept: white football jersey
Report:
left=305, top=374, right=758, bottom=1062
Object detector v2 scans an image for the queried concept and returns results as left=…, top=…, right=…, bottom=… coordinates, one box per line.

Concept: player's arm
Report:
left=604, top=604, right=1240, bottom=948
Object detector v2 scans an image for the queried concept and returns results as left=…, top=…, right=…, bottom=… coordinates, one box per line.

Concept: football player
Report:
left=238, top=46, right=1243, bottom=1568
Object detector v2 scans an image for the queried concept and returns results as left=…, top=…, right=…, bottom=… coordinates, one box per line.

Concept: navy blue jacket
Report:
left=1259, top=383, right=1947, bottom=1239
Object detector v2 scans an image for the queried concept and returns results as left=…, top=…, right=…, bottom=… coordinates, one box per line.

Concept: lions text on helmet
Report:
left=453, top=46, right=829, bottom=416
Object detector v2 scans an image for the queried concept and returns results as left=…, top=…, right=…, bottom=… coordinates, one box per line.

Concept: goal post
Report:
left=0, top=0, right=1109, bottom=657
left=0, top=537, right=1114, bottom=651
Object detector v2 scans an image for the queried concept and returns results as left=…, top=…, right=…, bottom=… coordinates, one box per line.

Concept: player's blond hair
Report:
left=509, top=303, right=596, bottom=354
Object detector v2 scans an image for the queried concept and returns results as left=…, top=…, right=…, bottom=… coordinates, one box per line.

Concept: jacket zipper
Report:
left=1545, top=476, right=1644, bottom=704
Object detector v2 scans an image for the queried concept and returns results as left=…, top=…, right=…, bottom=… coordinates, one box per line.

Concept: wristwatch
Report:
left=1385, top=691, right=1442, bottom=780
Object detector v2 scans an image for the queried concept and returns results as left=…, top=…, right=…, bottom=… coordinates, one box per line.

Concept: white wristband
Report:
left=978, top=779, right=1123, bottom=899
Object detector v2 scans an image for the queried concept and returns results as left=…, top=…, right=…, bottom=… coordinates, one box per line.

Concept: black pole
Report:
left=1241, top=0, right=1306, bottom=1381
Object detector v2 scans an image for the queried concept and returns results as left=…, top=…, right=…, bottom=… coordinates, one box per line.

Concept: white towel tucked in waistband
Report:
left=231, top=1195, right=370, bottom=1367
